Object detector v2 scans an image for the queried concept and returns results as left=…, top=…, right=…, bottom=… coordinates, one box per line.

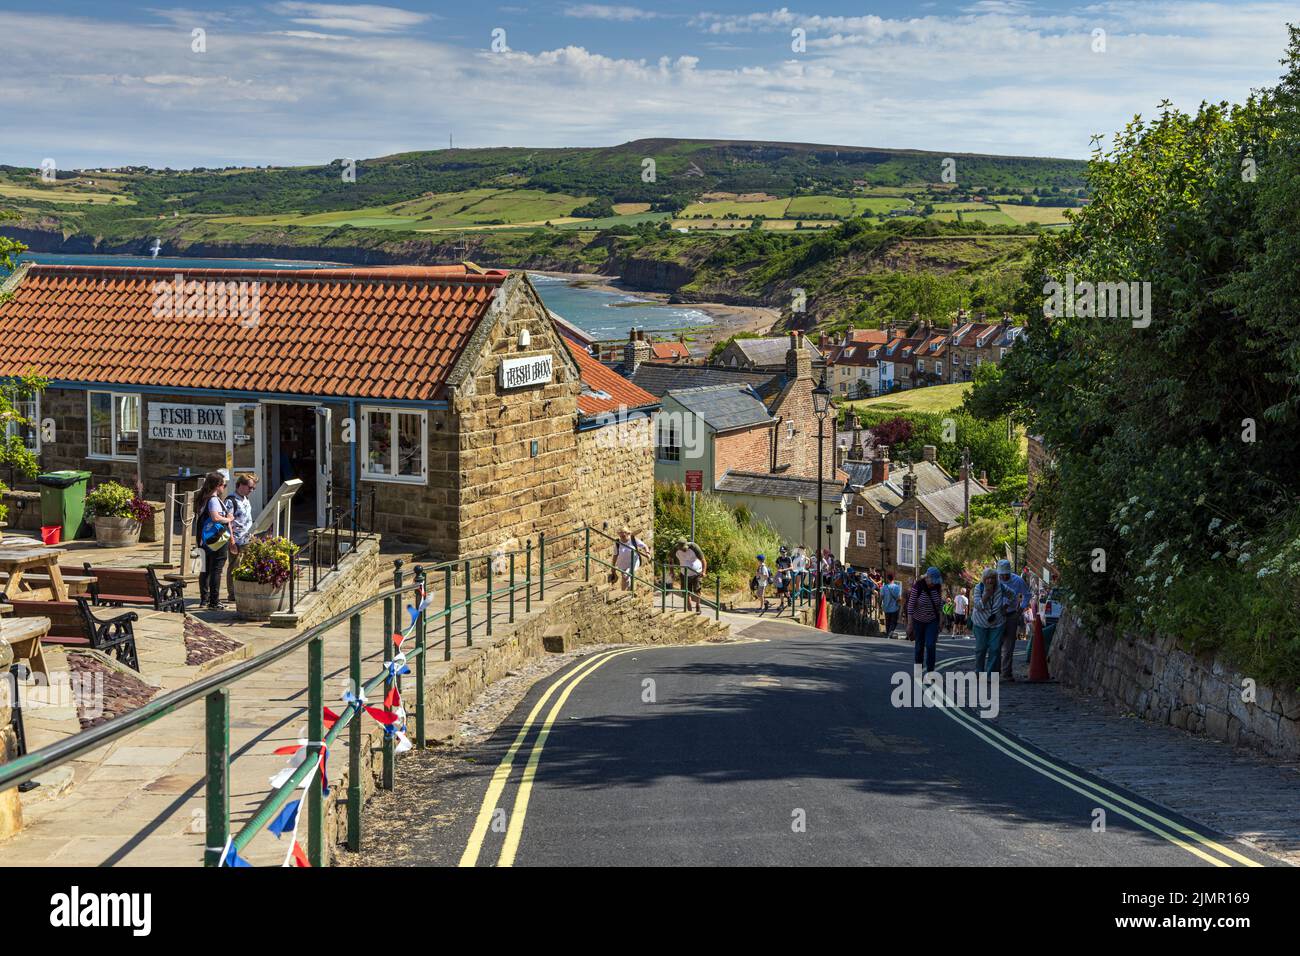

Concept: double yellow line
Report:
left=458, top=647, right=639, bottom=867
left=930, top=656, right=1261, bottom=867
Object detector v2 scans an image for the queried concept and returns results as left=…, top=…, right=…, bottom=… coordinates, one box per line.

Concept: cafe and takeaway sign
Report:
left=147, top=403, right=228, bottom=443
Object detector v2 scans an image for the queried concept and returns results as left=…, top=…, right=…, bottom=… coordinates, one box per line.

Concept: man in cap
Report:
left=996, top=558, right=1033, bottom=681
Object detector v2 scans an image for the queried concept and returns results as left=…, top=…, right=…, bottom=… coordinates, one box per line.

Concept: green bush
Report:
left=653, top=483, right=782, bottom=593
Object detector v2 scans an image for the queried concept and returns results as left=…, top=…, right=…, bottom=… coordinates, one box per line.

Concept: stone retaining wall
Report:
left=1050, top=613, right=1300, bottom=760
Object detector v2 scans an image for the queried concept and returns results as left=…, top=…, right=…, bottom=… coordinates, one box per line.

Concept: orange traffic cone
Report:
left=815, top=593, right=829, bottom=631
left=1028, top=616, right=1051, bottom=682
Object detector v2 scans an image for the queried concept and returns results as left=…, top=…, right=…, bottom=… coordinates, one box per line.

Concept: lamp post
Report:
left=812, top=370, right=832, bottom=603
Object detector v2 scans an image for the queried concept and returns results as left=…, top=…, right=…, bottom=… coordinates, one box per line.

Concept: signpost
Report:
left=685, top=470, right=703, bottom=542
left=147, top=403, right=227, bottom=443
left=499, top=354, right=554, bottom=389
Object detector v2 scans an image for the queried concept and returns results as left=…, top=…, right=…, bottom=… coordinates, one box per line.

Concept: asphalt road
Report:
left=360, top=617, right=1276, bottom=867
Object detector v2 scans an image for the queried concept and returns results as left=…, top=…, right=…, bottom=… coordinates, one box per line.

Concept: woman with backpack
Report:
left=908, top=566, right=946, bottom=673
left=673, top=538, right=707, bottom=612
left=612, top=527, right=650, bottom=590
left=193, top=471, right=234, bottom=610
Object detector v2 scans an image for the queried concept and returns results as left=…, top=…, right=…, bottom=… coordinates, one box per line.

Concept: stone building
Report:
left=843, top=444, right=987, bottom=579
left=0, top=262, right=657, bottom=561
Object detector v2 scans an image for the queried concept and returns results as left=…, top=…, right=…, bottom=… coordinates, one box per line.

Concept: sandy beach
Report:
left=533, top=270, right=780, bottom=353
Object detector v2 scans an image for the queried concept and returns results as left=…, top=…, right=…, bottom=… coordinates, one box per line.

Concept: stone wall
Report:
left=1050, top=613, right=1300, bottom=760
left=573, top=417, right=655, bottom=541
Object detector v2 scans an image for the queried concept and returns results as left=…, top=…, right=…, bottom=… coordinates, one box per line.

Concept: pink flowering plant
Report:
left=232, top=536, right=299, bottom=589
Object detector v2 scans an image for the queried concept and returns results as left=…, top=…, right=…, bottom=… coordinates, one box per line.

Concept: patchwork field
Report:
left=0, top=182, right=135, bottom=204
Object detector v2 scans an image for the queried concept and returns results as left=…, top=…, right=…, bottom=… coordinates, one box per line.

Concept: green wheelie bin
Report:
left=36, top=469, right=93, bottom=541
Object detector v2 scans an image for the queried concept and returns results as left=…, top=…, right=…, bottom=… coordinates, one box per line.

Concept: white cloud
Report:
left=562, top=4, right=660, bottom=20
left=267, top=2, right=431, bottom=34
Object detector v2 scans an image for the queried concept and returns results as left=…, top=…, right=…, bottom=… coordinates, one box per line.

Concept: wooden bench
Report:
left=71, top=564, right=186, bottom=614
left=0, top=594, right=140, bottom=671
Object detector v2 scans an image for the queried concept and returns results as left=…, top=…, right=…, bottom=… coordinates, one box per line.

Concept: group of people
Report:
left=191, top=470, right=258, bottom=610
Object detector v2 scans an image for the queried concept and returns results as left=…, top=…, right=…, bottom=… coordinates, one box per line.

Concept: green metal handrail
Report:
left=0, top=522, right=716, bottom=865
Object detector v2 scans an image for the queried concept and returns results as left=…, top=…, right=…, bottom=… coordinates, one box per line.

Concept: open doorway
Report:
left=266, top=402, right=330, bottom=533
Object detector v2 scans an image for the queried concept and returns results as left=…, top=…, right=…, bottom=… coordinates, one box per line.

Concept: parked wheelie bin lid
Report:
left=36, top=469, right=93, bottom=487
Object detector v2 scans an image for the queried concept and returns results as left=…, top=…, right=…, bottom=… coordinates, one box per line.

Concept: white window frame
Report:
left=86, top=390, right=140, bottom=461
left=360, top=406, right=428, bottom=484
left=897, top=528, right=927, bottom=569
left=655, top=418, right=681, bottom=462
left=4, top=387, right=40, bottom=456
left=855, top=529, right=867, bottom=547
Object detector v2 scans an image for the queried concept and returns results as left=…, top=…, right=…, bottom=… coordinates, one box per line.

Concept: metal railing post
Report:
left=307, top=636, right=325, bottom=867
left=393, top=559, right=404, bottom=590
left=525, top=540, right=532, bottom=613
left=347, top=613, right=362, bottom=851
left=288, top=548, right=297, bottom=614
left=661, top=562, right=667, bottom=612
left=203, top=689, right=229, bottom=867
left=464, top=560, right=473, bottom=647
left=332, top=513, right=340, bottom=573
left=509, top=552, right=516, bottom=624
left=715, top=576, right=721, bottom=621
left=584, top=526, right=590, bottom=582
left=443, top=565, right=453, bottom=661
left=485, top=557, right=493, bottom=638
left=381, top=596, right=394, bottom=789
left=310, top=531, right=319, bottom=592
left=415, top=567, right=426, bottom=749
left=539, top=532, right=546, bottom=601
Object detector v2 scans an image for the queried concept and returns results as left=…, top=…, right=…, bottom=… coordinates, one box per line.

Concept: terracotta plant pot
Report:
left=233, top=577, right=287, bottom=621
left=92, top=515, right=141, bottom=548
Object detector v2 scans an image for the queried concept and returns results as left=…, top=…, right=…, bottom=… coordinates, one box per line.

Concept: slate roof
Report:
left=0, top=263, right=508, bottom=401
left=731, top=336, right=824, bottom=366
left=716, top=470, right=846, bottom=502
left=667, top=384, right=773, bottom=433
left=855, top=460, right=988, bottom=527
left=605, top=361, right=784, bottom=400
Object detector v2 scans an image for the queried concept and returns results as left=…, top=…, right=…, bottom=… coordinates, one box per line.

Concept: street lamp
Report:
left=812, top=370, right=832, bottom=603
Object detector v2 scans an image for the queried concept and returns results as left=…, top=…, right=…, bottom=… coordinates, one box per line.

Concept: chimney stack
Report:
left=867, top=445, right=890, bottom=485
left=922, top=444, right=937, bottom=462
left=902, top=471, right=917, bottom=499
left=624, top=328, right=651, bottom=372
left=785, top=329, right=812, bottom=381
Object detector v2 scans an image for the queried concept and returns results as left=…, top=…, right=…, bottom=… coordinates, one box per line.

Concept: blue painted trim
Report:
left=348, top=399, right=358, bottom=513
left=45, top=379, right=450, bottom=410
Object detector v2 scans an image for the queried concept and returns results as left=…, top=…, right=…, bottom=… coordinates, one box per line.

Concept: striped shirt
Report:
left=907, top=579, right=944, bottom=623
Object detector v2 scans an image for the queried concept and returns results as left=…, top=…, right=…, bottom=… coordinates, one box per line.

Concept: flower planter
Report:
left=233, top=578, right=287, bottom=621
left=92, top=515, right=142, bottom=548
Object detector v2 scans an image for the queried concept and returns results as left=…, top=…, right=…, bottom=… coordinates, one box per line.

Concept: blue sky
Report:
left=1, top=1, right=1293, bottom=169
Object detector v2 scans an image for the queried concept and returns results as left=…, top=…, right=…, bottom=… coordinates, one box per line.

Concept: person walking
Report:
left=673, top=538, right=707, bottom=612
left=996, top=558, right=1033, bottom=681
left=908, top=566, right=946, bottom=673
left=224, top=473, right=258, bottom=603
left=193, top=471, right=234, bottom=610
left=613, top=527, right=650, bottom=590
left=953, top=586, right=970, bottom=636
left=753, top=554, right=772, bottom=611
left=970, top=569, right=1011, bottom=674
left=880, top=571, right=902, bottom=637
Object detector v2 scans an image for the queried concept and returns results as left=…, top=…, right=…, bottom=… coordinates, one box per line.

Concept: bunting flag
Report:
left=221, top=841, right=252, bottom=868
left=267, top=798, right=301, bottom=839
left=290, top=842, right=311, bottom=868
left=269, top=739, right=329, bottom=797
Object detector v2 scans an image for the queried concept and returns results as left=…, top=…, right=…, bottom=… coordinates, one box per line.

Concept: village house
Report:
left=604, top=330, right=784, bottom=401
left=0, top=262, right=658, bottom=561
left=843, top=443, right=987, bottom=579
left=713, top=335, right=824, bottom=372
left=947, top=312, right=1024, bottom=382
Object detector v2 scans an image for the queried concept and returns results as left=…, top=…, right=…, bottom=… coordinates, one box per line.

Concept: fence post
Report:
left=347, top=613, right=362, bottom=851
left=381, top=597, right=394, bottom=789
left=584, top=526, right=590, bottom=582
left=539, top=532, right=546, bottom=601
left=485, top=557, right=493, bottom=638
left=415, top=566, right=426, bottom=749
left=307, top=636, right=325, bottom=867
left=332, top=513, right=340, bottom=573
left=464, top=560, right=473, bottom=647
left=203, top=689, right=229, bottom=867
left=525, top=540, right=532, bottom=613
left=393, top=558, right=404, bottom=590
left=661, top=562, right=667, bottom=612
left=443, top=565, right=453, bottom=662
left=509, top=552, right=516, bottom=624
left=715, top=575, right=721, bottom=622
left=288, top=547, right=297, bottom=615
left=310, top=531, right=319, bottom=592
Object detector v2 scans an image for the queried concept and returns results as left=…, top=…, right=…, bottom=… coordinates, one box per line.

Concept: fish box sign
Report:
left=499, top=353, right=554, bottom=389
left=147, top=403, right=227, bottom=443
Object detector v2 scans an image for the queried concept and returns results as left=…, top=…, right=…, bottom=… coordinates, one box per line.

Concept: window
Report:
left=855, top=505, right=864, bottom=516
left=855, top=529, right=866, bottom=547
left=655, top=418, right=680, bottom=462
left=4, top=388, right=39, bottom=455
left=361, top=407, right=427, bottom=483
left=87, top=391, right=139, bottom=460
left=916, top=360, right=925, bottom=372
left=897, top=528, right=927, bottom=569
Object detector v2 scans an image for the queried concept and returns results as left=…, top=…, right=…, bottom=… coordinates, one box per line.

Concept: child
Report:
left=753, top=554, right=772, bottom=612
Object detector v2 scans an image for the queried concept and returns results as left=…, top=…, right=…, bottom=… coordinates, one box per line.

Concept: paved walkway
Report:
left=1, top=559, right=592, bottom=867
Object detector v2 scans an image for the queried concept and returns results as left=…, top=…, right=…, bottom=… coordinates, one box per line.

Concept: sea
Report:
left=7, top=252, right=713, bottom=341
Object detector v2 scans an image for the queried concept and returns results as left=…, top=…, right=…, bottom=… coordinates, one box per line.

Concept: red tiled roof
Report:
left=651, top=341, right=689, bottom=360
left=0, top=264, right=508, bottom=401
left=563, top=338, right=658, bottom=416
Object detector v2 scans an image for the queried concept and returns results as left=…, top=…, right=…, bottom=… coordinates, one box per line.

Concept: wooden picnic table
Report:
left=0, top=547, right=70, bottom=602
left=0, top=615, right=52, bottom=678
